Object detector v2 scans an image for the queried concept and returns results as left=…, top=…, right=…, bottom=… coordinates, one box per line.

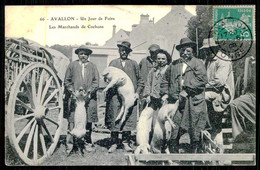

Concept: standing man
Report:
left=160, top=37, right=208, bottom=153
left=139, top=44, right=161, bottom=82
left=199, top=38, right=235, bottom=144
left=105, top=41, right=144, bottom=153
left=139, top=44, right=160, bottom=112
left=64, top=45, right=99, bottom=154
left=136, top=49, right=172, bottom=153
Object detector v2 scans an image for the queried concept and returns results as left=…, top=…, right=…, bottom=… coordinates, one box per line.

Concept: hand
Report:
left=86, top=90, right=92, bottom=99
left=146, top=96, right=151, bottom=103
left=180, top=90, right=188, bottom=98
left=102, top=87, right=108, bottom=93
left=135, top=93, right=139, bottom=99
left=67, top=87, right=73, bottom=94
left=162, top=94, right=168, bottom=102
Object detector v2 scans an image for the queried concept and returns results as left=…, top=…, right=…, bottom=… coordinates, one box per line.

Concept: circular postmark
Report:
left=208, top=17, right=253, bottom=61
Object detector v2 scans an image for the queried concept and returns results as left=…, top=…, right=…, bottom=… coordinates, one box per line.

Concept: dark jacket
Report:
left=64, top=60, right=99, bottom=122
left=160, top=57, right=208, bottom=142
left=105, top=58, right=144, bottom=131
left=139, top=56, right=155, bottom=82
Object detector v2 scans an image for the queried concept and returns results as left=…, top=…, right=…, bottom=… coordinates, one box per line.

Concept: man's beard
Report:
left=181, top=54, right=192, bottom=61
left=80, top=57, right=88, bottom=63
left=120, top=52, right=128, bottom=59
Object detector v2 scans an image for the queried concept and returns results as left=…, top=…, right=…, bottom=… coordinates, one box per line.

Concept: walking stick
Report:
left=196, top=28, right=199, bottom=57
left=132, top=41, right=147, bottom=50
left=170, top=44, right=176, bottom=58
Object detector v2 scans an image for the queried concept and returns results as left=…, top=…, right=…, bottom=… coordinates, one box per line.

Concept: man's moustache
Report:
left=120, top=52, right=127, bottom=56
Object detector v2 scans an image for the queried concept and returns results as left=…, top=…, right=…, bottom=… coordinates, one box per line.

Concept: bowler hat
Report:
left=176, top=37, right=196, bottom=51
left=117, top=41, right=132, bottom=52
left=200, top=38, right=218, bottom=49
left=148, top=44, right=160, bottom=51
left=75, top=45, right=93, bottom=55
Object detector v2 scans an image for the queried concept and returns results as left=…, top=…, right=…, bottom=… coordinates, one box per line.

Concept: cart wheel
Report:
left=6, top=63, right=63, bottom=165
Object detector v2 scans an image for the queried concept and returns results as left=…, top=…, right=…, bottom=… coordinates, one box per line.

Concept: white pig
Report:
left=68, top=89, right=88, bottom=139
left=150, top=100, right=179, bottom=154
left=102, top=66, right=138, bottom=125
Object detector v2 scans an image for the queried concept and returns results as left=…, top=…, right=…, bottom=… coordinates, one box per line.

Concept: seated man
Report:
left=199, top=38, right=235, bottom=144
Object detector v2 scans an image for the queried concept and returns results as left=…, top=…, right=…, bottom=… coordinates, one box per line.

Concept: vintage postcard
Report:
left=5, top=5, right=256, bottom=166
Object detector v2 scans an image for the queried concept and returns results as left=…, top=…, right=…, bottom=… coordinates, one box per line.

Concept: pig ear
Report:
left=117, top=77, right=126, bottom=86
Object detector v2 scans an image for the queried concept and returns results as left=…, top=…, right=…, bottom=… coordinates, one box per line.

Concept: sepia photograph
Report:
left=4, top=5, right=256, bottom=166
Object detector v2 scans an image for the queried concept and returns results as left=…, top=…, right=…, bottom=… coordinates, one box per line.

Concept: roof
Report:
left=123, top=30, right=130, bottom=36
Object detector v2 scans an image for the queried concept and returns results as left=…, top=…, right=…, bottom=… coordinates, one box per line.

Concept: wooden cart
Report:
left=5, top=38, right=65, bottom=165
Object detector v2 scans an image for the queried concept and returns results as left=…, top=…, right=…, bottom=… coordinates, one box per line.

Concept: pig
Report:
left=68, top=88, right=88, bottom=139
left=135, top=100, right=179, bottom=156
left=150, top=100, right=179, bottom=153
left=102, top=66, right=138, bottom=125
left=150, top=100, right=179, bottom=165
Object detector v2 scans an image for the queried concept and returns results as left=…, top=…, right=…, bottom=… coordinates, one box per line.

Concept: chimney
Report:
left=112, top=25, right=116, bottom=36
left=140, top=14, right=149, bottom=24
left=149, top=17, right=154, bottom=24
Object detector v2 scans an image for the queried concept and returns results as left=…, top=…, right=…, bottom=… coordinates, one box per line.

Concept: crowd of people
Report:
left=63, top=36, right=256, bottom=155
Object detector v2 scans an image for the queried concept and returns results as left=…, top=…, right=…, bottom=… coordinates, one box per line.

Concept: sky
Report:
left=5, top=5, right=196, bottom=47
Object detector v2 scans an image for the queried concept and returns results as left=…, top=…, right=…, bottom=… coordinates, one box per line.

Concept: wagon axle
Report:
left=34, top=105, right=49, bottom=121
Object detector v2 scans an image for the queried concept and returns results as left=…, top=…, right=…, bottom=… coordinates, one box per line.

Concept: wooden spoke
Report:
left=39, top=125, right=47, bottom=155
left=16, top=118, right=35, bottom=143
left=41, top=120, right=54, bottom=143
left=31, top=70, right=37, bottom=105
left=10, top=61, right=13, bottom=81
left=14, top=113, right=34, bottom=122
left=16, top=97, right=34, bottom=112
left=36, top=69, right=46, bottom=104
left=44, top=117, right=59, bottom=127
left=24, top=108, right=29, bottom=115
left=24, top=120, right=37, bottom=157
left=48, top=106, right=61, bottom=111
left=43, top=89, right=58, bottom=107
left=40, top=76, right=53, bottom=105
left=15, top=62, right=18, bottom=79
left=33, top=124, right=38, bottom=160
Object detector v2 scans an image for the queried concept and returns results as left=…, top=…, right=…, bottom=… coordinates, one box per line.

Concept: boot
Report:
left=122, top=131, right=133, bottom=152
left=108, top=131, right=119, bottom=153
left=66, top=121, right=74, bottom=156
left=190, top=141, right=202, bottom=165
left=84, top=123, right=94, bottom=153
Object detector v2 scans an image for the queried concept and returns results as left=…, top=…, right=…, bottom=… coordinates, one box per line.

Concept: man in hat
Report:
left=64, top=45, right=99, bottom=155
left=105, top=41, right=144, bottom=153
left=160, top=37, right=208, bottom=153
left=139, top=44, right=160, bottom=112
left=199, top=38, right=235, bottom=144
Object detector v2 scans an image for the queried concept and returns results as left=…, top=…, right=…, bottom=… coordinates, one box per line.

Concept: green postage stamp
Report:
left=213, top=6, right=254, bottom=40
left=211, top=6, right=255, bottom=61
